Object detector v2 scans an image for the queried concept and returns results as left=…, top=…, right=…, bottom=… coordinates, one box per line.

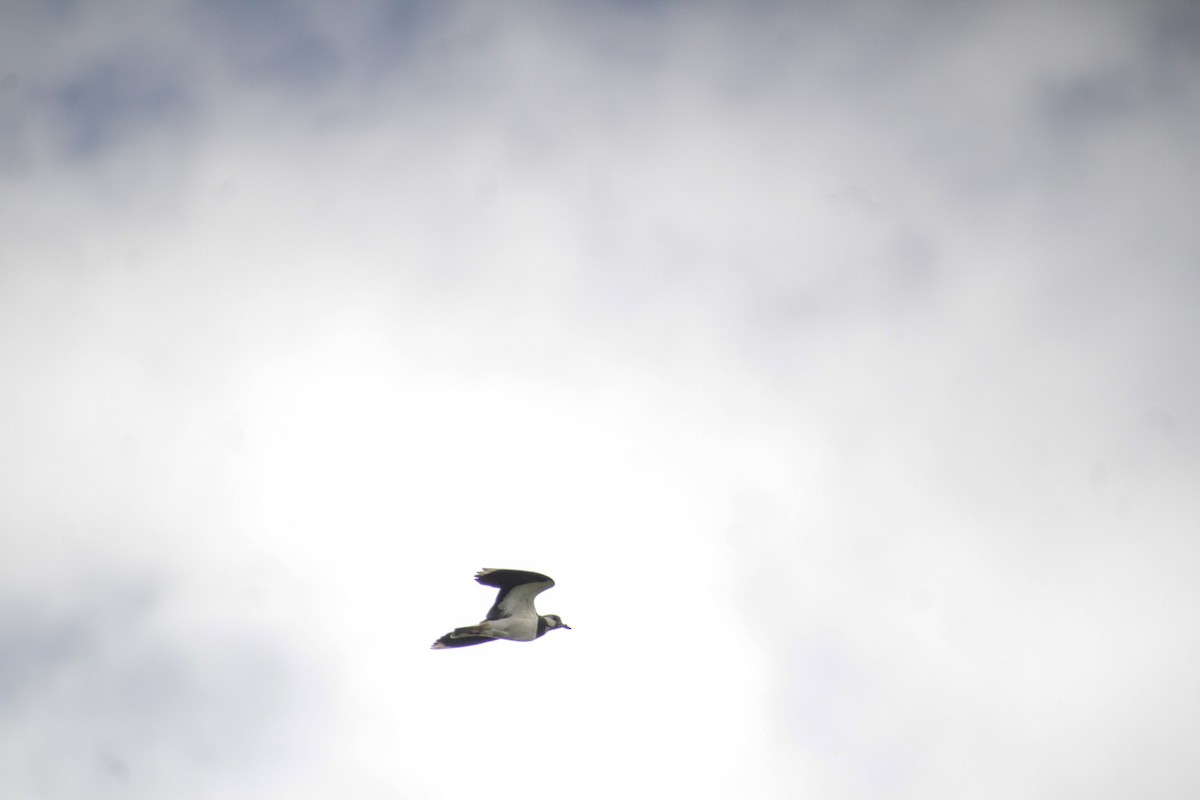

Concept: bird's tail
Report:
left=430, top=626, right=495, bottom=650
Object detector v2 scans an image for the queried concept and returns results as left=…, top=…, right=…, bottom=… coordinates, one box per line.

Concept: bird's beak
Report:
left=563, top=624, right=572, bottom=630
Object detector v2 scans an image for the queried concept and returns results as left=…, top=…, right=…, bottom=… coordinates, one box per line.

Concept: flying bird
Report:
left=431, top=568, right=571, bottom=649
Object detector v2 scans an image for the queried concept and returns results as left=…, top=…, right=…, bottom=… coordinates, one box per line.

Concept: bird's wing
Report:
left=475, top=568, right=555, bottom=621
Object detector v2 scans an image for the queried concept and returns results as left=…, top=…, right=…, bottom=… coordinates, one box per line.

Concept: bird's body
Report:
left=431, top=568, right=570, bottom=649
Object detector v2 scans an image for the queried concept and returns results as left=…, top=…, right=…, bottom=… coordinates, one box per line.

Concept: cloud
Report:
left=0, top=572, right=322, bottom=799
left=1, top=1, right=1198, bottom=798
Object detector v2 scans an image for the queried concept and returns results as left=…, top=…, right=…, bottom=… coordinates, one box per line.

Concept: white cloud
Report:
left=1, top=1, right=1198, bottom=798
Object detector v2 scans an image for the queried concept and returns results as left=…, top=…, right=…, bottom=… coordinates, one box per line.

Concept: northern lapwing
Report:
left=431, top=568, right=571, bottom=649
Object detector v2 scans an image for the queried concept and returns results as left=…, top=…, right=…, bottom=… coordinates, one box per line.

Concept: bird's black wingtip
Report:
left=474, top=568, right=555, bottom=588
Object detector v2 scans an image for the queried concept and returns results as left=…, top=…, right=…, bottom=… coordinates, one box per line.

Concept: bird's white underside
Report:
left=474, top=615, right=539, bottom=641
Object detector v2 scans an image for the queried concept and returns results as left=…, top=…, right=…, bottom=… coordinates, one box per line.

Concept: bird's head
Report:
left=543, top=614, right=571, bottom=631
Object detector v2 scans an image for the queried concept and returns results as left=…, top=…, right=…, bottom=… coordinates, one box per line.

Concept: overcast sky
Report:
left=2, top=1, right=1198, bottom=798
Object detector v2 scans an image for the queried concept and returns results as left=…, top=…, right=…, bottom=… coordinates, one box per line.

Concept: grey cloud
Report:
left=0, top=576, right=310, bottom=800
left=183, top=0, right=344, bottom=90
left=51, top=51, right=196, bottom=158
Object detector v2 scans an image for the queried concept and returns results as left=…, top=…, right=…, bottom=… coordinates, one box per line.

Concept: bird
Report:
left=431, top=568, right=571, bottom=649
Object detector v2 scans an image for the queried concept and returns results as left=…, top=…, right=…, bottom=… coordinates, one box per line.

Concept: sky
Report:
left=1, top=0, right=1198, bottom=797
